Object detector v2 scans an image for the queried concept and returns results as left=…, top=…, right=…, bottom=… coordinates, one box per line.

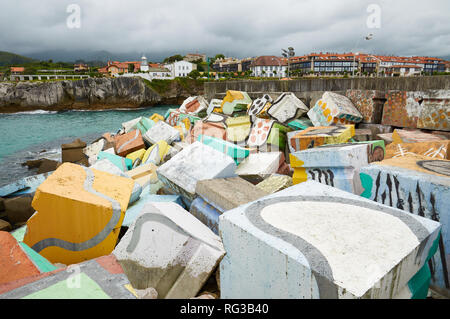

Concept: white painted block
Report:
left=113, top=202, right=225, bottom=299
left=268, top=92, right=309, bottom=124
left=219, top=181, right=441, bottom=299
left=156, top=142, right=237, bottom=200
left=143, top=121, right=180, bottom=145
left=236, top=152, right=282, bottom=183
left=122, top=117, right=143, bottom=133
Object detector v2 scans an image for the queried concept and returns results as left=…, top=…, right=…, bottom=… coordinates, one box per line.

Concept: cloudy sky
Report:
left=1, top=0, right=449, bottom=61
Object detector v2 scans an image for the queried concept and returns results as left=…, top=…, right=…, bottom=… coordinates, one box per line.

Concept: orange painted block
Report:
left=288, top=125, right=355, bottom=152
left=114, top=130, right=145, bottom=157
left=392, top=129, right=446, bottom=144
left=23, top=163, right=134, bottom=265
left=0, top=232, right=41, bottom=285
left=386, top=140, right=450, bottom=160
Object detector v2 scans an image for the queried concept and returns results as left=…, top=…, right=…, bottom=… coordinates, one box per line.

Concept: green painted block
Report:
left=11, top=225, right=27, bottom=242
left=288, top=118, right=313, bottom=131
left=97, top=152, right=133, bottom=171
left=179, top=113, right=202, bottom=125
left=198, top=134, right=250, bottom=165
left=267, top=122, right=291, bottom=149
left=23, top=273, right=111, bottom=299
left=19, top=242, right=57, bottom=273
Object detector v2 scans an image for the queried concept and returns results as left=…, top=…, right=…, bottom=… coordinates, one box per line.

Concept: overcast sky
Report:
left=1, top=0, right=449, bottom=61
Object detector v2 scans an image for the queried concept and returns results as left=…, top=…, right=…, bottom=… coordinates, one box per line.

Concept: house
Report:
left=184, top=53, right=206, bottom=63
left=251, top=56, right=287, bottom=78
left=74, top=63, right=89, bottom=72
left=10, top=67, right=25, bottom=75
left=385, top=65, right=423, bottom=77
left=164, top=60, right=196, bottom=77
left=98, top=61, right=131, bottom=76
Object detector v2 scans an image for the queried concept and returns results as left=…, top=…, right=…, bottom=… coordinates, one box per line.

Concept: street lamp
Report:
left=282, top=47, right=295, bottom=78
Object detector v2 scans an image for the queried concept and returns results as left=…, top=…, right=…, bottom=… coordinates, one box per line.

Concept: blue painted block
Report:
left=122, top=188, right=185, bottom=227
left=190, top=197, right=222, bottom=235
left=97, top=151, right=132, bottom=171
left=197, top=134, right=250, bottom=165
left=0, top=172, right=53, bottom=198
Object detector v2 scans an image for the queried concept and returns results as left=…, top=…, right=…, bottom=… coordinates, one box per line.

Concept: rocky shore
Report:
left=0, top=77, right=204, bottom=113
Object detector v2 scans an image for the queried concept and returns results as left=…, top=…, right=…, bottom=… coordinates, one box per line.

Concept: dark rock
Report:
left=4, top=195, right=35, bottom=225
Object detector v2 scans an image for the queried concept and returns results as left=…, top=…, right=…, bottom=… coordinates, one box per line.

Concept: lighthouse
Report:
left=140, top=55, right=149, bottom=72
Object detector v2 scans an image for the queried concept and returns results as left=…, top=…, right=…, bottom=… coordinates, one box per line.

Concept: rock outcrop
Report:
left=0, top=77, right=204, bottom=113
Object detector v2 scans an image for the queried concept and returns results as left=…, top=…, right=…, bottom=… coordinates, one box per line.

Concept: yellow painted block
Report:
left=23, top=163, right=134, bottom=265
left=220, top=90, right=245, bottom=110
left=126, top=163, right=158, bottom=188
left=173, top=126, right=185, bottom=141
left=378, top=154, right=450, bottom=178
left=142, top=141, right=171, bottom=166
left=226, top=116, right=252, bottom=143
left=126, top=149, right=146, bottom=165
left=289, top=125, right=355, bottom=152
left=292, top=168, right=308, bottom=185
left=150, top=113, right=164, bottom=123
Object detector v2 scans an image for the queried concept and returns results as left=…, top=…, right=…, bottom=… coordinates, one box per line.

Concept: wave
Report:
left=9, top=110, right=59, bottom=115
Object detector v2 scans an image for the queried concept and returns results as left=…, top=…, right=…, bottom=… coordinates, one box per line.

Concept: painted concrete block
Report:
left=236, top=152, right=283, bottom=184
left=288, top=125, right=355, bottom=152
left=126, top=163, right=158, bottom=189
left=386, top=141, right=450, bottom=160
left=195, top=177, right=268, bottom=213
left=84, top=138, right=106, bottom=166
left=382, top=90, right=450, bottom=131
left=226, top=116, right=252, bottom=145
left=143, top=120, right=180, bottom=146
left=122, top=117, right=142, bottom=133
left=392, top=129, right=446, bottom=144
left=136, top=117, right=156, bottom=136
left=142, top=140, right=171, bottom=166
left=126, top=148, right=146, bottom=168
left=198, top=134, right=250, bottom=165
left=290, top=144, right=371, bottom=194
left=287, top=117, right=313, bottom=131
left=220, top=90, right=252, bottom=115
left=113, top=202, right=226, bottom=299
left=122, top=191, right=185, bottom=228
left=61, top=139, right=88, bottom=165
left=97, top=151, right=132, bottom=171
left=114, top=129, right=145, bottom=157
left=352, top=129, right=372, bottom=142
left=256, top=174, right=293, bottom=194
left=359, top=155, right=450, bottom=288
left=0, top=172, right=53, bottom=198
left=377, top=133, right=394, bottom=145
left=0, top=232, right=56, bottom=286
left=179, top=96, right=209, bottom=116
left=23, top=163, right=134, bottom=265
left=0, top=255, right=137, bottom=299
left=358, top=123, right=393, bottom=140
left=219, top=181, right=441, bottom=299
left=165, top=109, right=182, bottom=126
left=346, top=90, right=386, bottom=124
left=268, top=92, right=309, bottom=124
left=308, top=92, right=363, bottom=127
left=157, top=142, right=237, bottom=201
left=207, top=99, right=222, bottom=116
left=150, top=113, right=165, bottom=123
left=190, top=197, right=222, bottom=235
left=248, top=94, right=273, bottom=118
left=248, top=119, right=291, bottom=152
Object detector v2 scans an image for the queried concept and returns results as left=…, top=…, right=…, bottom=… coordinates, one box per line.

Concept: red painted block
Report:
left=346, top=90, right=386, bottom=124
left=114, top=129, right=145, bottom=157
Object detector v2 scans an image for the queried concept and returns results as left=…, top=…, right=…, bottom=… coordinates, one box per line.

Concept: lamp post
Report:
left=282, top=47, right=295, bottom=78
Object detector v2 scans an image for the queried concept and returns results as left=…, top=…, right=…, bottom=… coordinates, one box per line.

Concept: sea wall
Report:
left=204, top=76, right=450, bottom=103
left=0, top=77, right=204, bottom=113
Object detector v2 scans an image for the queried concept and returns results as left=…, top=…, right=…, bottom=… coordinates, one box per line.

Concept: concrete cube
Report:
left=236, top=152, right=283, bottom=184
left=156, top=142, right=237, bottom=201
left=288, top=125, right=355, bottom=152
left=219, top=181, right=441, bottom=299
left=113, top=202, right=225, bottom=299
left=346, top=90, right=386, bottom=124
left=143, top=120, right=180, bottom=145
left=268, top=92, right=309, bottom=124
left=114, top=129, right=145, bottom=157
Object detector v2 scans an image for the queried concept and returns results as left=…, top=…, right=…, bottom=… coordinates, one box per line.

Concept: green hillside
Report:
left=0, top=51, right=35, bottom=66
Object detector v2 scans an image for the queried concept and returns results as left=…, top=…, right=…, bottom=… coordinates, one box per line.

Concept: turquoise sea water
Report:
left=0, top=105, right=174, bottom=186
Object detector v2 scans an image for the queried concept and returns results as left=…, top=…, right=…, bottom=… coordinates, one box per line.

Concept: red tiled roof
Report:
left=253, top=56, right=287, bottom=66
left=10, top=67, right=25, bottom=72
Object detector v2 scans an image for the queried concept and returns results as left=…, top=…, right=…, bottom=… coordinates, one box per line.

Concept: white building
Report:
left=251, top=56, right=287, bottom=78
left=164, top=60, right=196, bottom=78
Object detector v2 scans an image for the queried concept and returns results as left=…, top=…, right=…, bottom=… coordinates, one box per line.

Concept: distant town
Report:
left=1, top=51, right=450, bottom=82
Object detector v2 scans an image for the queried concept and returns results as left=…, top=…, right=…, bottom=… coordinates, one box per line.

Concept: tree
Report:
left=188, top=69, right=201, bottom=79
left=163, top=54, right=184, bottom=64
